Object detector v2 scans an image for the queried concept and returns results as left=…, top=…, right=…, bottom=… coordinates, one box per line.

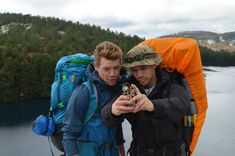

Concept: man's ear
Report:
left=94, top=62, right=99, bottom=71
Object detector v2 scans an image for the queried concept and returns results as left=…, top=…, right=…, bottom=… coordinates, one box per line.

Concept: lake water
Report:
left=0, top=66, right=235, bottom=156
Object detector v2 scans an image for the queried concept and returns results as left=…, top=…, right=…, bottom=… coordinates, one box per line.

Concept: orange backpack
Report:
left=140, top=38, right=208, bottom=154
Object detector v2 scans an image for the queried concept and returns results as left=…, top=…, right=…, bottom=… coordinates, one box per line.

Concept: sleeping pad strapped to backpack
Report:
left=140, top=38, right=208, bottom=155
left=32, top=53, right=94, bottom=151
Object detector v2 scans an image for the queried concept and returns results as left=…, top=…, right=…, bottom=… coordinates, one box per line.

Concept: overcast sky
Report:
left=1, top=0, right=235, bottom=39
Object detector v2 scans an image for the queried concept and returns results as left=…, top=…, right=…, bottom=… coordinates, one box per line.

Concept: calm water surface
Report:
left=1, top=67, right=235, bottom=156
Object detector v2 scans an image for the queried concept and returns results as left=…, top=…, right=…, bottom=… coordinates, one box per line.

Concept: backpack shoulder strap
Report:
left=82, top=81, right=98, bottom=125
left=161, top=70, right=183, bottom=97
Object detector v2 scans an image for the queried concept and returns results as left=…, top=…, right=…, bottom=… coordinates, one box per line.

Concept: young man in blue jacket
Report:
left=62, top=41, right=126, bottom=156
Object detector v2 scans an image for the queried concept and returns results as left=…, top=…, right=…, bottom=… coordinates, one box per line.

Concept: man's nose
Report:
left=109, top=69, right=115, bottom=76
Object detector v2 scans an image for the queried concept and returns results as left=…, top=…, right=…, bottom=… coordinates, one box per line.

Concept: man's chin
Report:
left=108, top=81, right=117, bottom=86
left=139, top=81, right=146, bottom=86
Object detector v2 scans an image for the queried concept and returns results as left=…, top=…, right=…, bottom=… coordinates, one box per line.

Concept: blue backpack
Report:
left=32, top=53, right=94, bottom=136
left=50, top=53, right=94, bottom=126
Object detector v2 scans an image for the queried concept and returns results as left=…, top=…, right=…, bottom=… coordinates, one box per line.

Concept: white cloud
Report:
left=1, top=0, right=235, bottom=38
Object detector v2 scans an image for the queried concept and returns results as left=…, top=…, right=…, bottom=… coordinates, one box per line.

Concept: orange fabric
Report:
left=140, top=38, right=208, bottom=154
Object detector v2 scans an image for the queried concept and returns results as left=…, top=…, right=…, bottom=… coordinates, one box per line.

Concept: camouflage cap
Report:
left=123, top=45, right=163, bottom=68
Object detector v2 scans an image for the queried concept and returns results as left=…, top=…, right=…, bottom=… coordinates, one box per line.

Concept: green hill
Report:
left=0, top=13, right=143, bottom=102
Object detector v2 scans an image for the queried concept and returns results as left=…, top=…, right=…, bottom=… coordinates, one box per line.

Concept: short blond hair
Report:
left=94, top=41, right=123, bottom=65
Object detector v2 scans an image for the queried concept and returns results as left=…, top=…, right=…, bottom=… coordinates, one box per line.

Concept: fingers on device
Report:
left=122, top=82, right=137, bottom=107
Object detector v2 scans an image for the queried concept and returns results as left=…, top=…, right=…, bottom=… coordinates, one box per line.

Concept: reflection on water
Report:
left=0, top=98, right=50, bottom=126
left=194, top=67, right=235, bottom=156
left=1, top=67, right=235, bottom=156
left=0, top=98, right=63, bottom=156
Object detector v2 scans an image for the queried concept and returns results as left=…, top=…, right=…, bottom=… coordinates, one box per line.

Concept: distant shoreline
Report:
left=203, top=67, right=217, bottom=72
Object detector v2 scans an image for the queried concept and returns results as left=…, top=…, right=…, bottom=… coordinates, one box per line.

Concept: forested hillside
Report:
left=200, top=46, right=235, bottom=66
left=1, top=13, right=235, bottom=102
left=0, top=13, right=143, bottom=102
